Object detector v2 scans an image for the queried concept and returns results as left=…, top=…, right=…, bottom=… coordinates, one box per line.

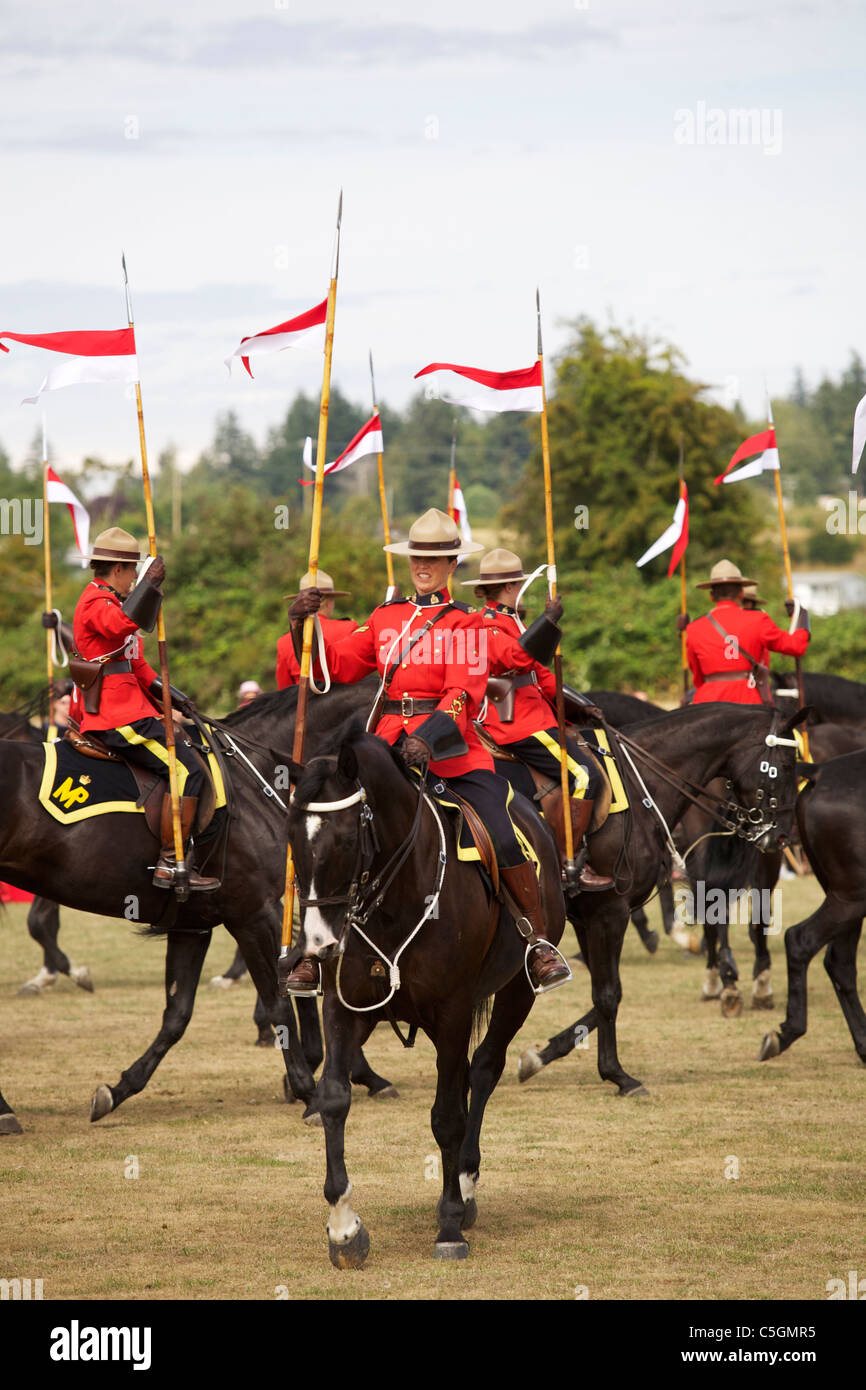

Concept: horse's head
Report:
left=720, top=707, right=809, bottom=852
left=287, top=730, right=413, bottom=959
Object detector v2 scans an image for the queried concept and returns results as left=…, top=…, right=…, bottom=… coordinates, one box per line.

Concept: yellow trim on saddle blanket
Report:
left=38, top=741, right=145, bottom=824
left=579, top=728, right=629, bottom=814
left=423, top=776, right=541, bottom=878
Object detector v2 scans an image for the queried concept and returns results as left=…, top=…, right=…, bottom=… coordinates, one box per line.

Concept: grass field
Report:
left=1, top=876, right=863, bottom=1302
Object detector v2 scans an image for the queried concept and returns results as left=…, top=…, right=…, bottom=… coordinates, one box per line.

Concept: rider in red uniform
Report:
left=282, top=509, right=571, bottom=997
left=468, top=548, right=612, bottom=891
left=686, top=559, right=810, bottom=704
left=276, top=569, right=358, bottom=689
left=71, top=527, right=218, bottom=892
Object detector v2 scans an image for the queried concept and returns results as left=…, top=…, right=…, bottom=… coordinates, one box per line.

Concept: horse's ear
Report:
left=337, top=741, right=359, bottom=783
left=779, top=705, right=813, bottom=736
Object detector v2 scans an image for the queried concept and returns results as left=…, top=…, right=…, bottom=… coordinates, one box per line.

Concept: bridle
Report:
left=291, top=767, right=448, bottom=1012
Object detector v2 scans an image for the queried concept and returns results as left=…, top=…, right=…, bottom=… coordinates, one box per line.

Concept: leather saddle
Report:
left=475, top=722, right=612, bottom=834
left=62, top=725, right=216, bottom=839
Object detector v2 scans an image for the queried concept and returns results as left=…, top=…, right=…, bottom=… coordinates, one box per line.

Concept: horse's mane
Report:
left=220, top=685, right=300, bottom=726
left=292, top=719, right=411, bottom=806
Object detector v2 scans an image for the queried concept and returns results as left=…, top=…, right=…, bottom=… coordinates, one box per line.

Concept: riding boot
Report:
left=280, top=956, right=321, bottom=998
left=499, top=861, right=571, bottom=994
left=568, top=798, right=613, bottom=892
left=152, top=794, right=220, bottom=892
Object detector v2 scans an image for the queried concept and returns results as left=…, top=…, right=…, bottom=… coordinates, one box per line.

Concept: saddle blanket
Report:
left=38, top=731, right=228, bottom=826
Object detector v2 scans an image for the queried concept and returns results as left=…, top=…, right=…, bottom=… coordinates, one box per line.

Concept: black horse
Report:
left=759, top=749, right=866, bottom=1067
left=287, top=727, right=566, bottom=1266
left=0, top=682, right=393, bottom=1134
left=517, top=703, right=805, bottom=1093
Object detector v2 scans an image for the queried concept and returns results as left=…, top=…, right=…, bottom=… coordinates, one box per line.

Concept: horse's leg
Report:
left=252, top=990, right=274, bottom=1047
left=430, top=1015, right=473, bottom=1259
left=702, top=917, right=723, bottom=1002
left=822, top=921, right=866, bottom=1063
left=584, top=905, right=646, bottom=1096
left=715, top=901, right=742, bottom=1018
left=631, top=905, right=659, bottom=955
left=227, top=909, right=317, bottom=1112
left=209, top=943, right=249, bottom=990
left=90, top=929, right=212, bottom=1120
left=518, top=1006, right=599, bottom=1081
left=659, top=879, right=675, bottom=935
left=19, top=897, right=94, bottom=996
left=349, top=1037, right=398, bottom=1099
left=0, top=1084, right=23, bottom=1135
left=296, top=996, right=324, bottom=1075
left=750, top=854, right=779, bottom=1010
left=462, top=972, right=537, bottom=1222
left=759, top=897, right=848, bottom=1060
left=320, top=994, right=373, bottom=1269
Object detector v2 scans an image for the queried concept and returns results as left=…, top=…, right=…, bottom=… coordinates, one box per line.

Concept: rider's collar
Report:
left=91, top=581, right=124, bottom=601
left=413, top=589, right=450, bottom=608
left=485, top=601, right=516, bottom=616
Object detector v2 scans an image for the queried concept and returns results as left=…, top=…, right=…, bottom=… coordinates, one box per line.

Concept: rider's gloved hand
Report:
left=544, top=596, right=563, bottom=624
left=41, top=611, right=57, bottom=630
left=289, top=589, right=322, bottom=621
left=675, top=613, right=690, bottom=632
left=400, top=735, right=432, bottom=771
left=146, top=555, right=166, bottom=589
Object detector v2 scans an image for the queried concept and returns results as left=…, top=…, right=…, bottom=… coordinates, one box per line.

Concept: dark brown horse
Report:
left=0, top=682, right=393, bottom=1135
left=517, top=702, right=805, bottom=1093
left=287, top=727, right=565, bottom=1265
left=760, top=748, right=866, bottom=1066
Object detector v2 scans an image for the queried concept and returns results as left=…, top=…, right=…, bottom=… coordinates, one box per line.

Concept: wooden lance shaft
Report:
left=369, top=351, right=394, bottom=593
left=42, top=447, right=55, bottom=736
left=772, top=453, right=810, bottom=760
left=133, top=382, right=187, bottom=880
left=536, top=294, right=576, bottom=872
left=680, top=548, right=689, bottom=699
left=281, top=198, right=342, bottom=953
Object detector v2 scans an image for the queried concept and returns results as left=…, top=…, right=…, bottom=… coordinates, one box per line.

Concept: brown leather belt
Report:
left=383, top=697, right=440, bottom=717
left=513, top=672, right=538, bottom=688
left=703, top=671, right=751, bottom=683
left=102, top=660, right=134, bottom=675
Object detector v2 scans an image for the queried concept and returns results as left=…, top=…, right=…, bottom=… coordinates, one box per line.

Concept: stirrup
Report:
left=280, top=958, right=323, bottom=999
left=524, top=940, right=573, bottom=996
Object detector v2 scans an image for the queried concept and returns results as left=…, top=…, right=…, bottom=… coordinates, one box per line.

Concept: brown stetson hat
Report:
left=741, top=583, right=764, bottom=606
left=384, top=507, right=484, bottom=557
left=696, top=558, right=756, bottom=590
left=283, top=569, right=350, bottom=601
left=86, top=527, right=145, bottom=563
left=461, top=547, right=531, bottom=586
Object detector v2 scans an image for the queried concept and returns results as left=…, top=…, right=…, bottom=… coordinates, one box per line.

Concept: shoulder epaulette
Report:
left=451, top=600, right=473, bottom=614
left=375, top=596, right=409, bottom=609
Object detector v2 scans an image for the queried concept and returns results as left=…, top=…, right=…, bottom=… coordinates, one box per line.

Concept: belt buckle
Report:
left=401, top=695, right=412, bottom=718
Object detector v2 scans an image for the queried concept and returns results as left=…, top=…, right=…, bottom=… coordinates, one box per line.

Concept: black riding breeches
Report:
left=497, top=728, right=601, bottom=803
left=97, top=718, right=206, bottom=799
left=437, top=768, right=527, bottom=869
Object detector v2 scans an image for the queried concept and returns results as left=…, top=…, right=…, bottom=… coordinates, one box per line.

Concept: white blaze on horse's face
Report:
left=302, top=813, right=339, bottom=957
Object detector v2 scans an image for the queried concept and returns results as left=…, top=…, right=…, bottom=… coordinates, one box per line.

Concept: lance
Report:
left=280, top=192, right=342, bottom=970
left=122, top=253, right=189, bottom=900
left=767, top=391, right=810, bottom=759
left=536, top=289, right=578, bottom=891
left=678, top=435, right=689, bottom=699
left=369, top=349, right=395, bottom=597
left=41, top=414, right=56, bottom=736
left=447, top=420, right=457, bottom=596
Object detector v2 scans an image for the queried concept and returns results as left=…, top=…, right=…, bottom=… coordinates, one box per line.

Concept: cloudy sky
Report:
left=0, top=0, right=863, bottom=474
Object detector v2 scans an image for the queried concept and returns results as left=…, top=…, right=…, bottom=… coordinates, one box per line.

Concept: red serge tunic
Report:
left=479, top=603, right=559, bottom=742
left=687, top=600, right=810, bottom=705
left=319, top=590, right=492, bottom=778
left=72, top=581, right=160, bottom=733
left=276, top=616, right=358, bottom=689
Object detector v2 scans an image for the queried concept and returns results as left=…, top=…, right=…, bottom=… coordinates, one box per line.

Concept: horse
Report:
left=772, top=670, right=866, bottom=732
left=287, top=726, right=566, bottom=1265
left=0, top=681, right=394, bottom=1135
left=0, top=698, right=95, bottom=996
left=759, top=748, right=866, bottom=1067
left=516, top=702, right=805, bottom=1093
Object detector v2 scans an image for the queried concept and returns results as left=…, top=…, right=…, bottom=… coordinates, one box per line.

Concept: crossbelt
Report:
left=703, top=671, right=752, bottom=683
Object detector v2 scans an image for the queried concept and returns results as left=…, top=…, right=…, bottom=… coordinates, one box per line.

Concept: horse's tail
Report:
left=471, top=995, right=493, bottom=1050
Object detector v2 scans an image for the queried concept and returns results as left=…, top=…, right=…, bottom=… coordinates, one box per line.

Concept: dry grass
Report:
left=1, top=876, right=863, bottom=1301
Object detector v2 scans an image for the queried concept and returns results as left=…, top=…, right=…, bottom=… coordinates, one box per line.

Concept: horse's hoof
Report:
left=0, top=1113, right=23, bottom=1135
left=369, top=1084, right=399, bottom=1100
left=642, top=930, right=659, bottom=955
left=328, top=1223, right=370, bottom=1270
left=701, top=968, right=722, bottom=1000
left=433, top=1240, right=469, bottom=1260
left=720, top=988, right=743, bottom=1018
left=517, top=1046, right=544, bottom=1083
left=90, top=1085, right=114, bottom=1122
left=17, top=969, right=58, bottom=997
left=620, top=1084, right=650, bottom=1099
left=209, top=975, right=235, bottom=990
left=302, top=1107, right=324, bottom=1128
left=462, top=1198, right=478, bottom=1231
left=70, top=965, right=94, bottom=993
left=671, top=927, right=700, bottom=955
left=758, top=1032, right=781, bottom=1061
left=255, top=1033, right=273, bottom=1048
left=751, top=993, right=775, bottom=1011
